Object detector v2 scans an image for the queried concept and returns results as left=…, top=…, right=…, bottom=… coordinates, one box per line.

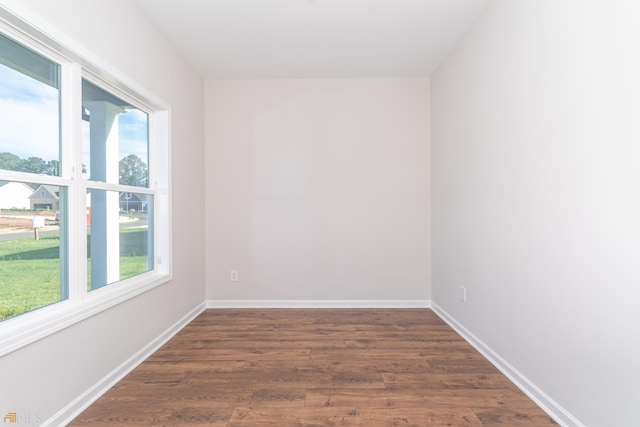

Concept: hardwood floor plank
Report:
left=227, top=407, right=484, bottom=427
left=474, top=407, right=559, bottom=425
left=100, top=385, right=307, bottom=409
left=381, top=372, right=516, bottom=390
left=148, top=347, right=312, bottom=361
left=305, top=388, right=546, bottom=410
left=426, top=358, right=502, bottom=374
left=70, top=309, right=557, bottom=426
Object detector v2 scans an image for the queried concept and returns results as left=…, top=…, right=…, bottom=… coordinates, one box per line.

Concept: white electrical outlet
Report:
left=230, top=270, right=239, bottom=282
left=460, top=286, right=467, bottom=303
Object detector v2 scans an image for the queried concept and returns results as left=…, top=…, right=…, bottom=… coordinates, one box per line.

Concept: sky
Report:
left=0, top=62, right=59, bottom=160
left=82, top=107, right=148, bottom=180
left=0, top=62, right=148, bottom=176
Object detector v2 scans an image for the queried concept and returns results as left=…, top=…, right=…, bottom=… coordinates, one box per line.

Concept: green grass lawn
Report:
left=0, top=234, right=61, bottom=320
left=0, top=228, right=151, bottom=321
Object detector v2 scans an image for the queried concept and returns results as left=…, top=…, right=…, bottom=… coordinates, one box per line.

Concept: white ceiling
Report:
left=133, top=0, right=490, bottom=79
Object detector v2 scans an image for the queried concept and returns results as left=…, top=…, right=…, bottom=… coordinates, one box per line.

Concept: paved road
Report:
left=0, top=217, right=148, bottom=242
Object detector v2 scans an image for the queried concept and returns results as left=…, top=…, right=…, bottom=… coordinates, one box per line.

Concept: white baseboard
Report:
left=43, top=302, right=206, bottom=427
left=431, top=302, right=584, bottom=427
left=206, top=299, right=431, bottom=309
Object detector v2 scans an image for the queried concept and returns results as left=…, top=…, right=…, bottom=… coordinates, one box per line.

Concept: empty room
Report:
left=0, top=1, right=637, bottom=426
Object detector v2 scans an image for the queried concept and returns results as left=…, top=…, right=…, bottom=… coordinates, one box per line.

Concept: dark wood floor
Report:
left=70, top=309, right=557, bottom=426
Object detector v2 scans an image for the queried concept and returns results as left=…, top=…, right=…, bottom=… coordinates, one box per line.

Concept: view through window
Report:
left=82, top=79, right=154, bottom=291
left=0, top=30, right=161, bottom=323
left=0, top=33, right=65, bottom=320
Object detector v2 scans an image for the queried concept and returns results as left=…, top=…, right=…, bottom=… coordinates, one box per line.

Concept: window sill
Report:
left=0, top=271, right=171, bottom=358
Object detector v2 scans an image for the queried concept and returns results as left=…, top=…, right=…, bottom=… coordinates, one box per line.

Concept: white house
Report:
left=0, top=180, right=33, bottom=210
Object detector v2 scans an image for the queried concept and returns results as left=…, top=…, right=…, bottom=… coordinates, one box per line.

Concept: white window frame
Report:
left=0, top=6, right=172, bottom=357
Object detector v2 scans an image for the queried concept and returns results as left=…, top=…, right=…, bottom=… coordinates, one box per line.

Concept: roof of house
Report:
left=29, top=184, right=60, bottom=199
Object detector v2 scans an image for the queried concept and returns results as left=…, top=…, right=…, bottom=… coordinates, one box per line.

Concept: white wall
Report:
left=432, top=1, right=640, bottom=426
left=0, top=0, right=205, bottom=424
left=206, top=79, right=430, bottom=303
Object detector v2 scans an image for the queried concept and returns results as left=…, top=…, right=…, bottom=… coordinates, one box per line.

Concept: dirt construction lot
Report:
left=0, top=213, right=56, bottom=233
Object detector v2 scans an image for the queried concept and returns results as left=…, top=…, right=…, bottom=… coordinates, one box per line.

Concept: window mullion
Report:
left=60, top=62, right=86, bottom=302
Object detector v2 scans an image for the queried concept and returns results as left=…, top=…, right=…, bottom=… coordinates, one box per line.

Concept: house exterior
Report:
left=29, top=185, right=60, bottom=210
left=119, top=192, right=147, bottom=212
left=0, top=180, right=33, bottom=210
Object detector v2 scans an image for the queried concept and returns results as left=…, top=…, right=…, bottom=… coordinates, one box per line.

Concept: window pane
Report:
left=0, top=34, right=60, bottom=175
left=87, top=189, right=153, bottom=290
left=82, top=80, right=149, bottom=187
left=0, top=181, right=67, bottom=321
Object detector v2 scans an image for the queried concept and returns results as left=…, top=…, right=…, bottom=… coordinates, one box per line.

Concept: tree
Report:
left=119, top=154, right=148, bottom=187
left=18, top=156, right=48, bottom=174
left=0, top=152, right=22, bottom=171
left=0, top=153, right=60, bottom=177
left=44, top=160, right=59, bottom=176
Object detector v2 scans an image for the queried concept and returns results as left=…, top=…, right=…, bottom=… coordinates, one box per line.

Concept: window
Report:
left=0, top=11, right=170, bottom=356
left=81, top=79, right=154, bottom=291
left=0, top=32, right=67, bottom=320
